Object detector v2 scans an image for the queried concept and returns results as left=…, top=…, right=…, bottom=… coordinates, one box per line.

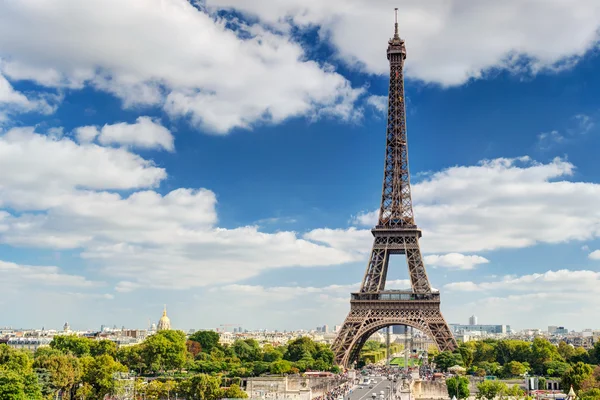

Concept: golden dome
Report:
left=157, top=305, right=171, bottom=331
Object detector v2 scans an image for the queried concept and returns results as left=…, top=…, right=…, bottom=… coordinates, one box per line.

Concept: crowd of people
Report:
left=313, top=381, right=353, bottom=400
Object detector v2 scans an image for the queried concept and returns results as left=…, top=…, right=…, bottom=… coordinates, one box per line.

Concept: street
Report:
left=346, top=376, right=401, bottom=400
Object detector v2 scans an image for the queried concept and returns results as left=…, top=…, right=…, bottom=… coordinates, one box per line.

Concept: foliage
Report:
left=580, top=388, right=600, bottom=400
left=80, top=354, right=127, bottom=399
left=33, top=351, right=81, bottom=397
left=50, top=335, right=92, bottom=357
left=562, top=362, right=594, bottom=392
left=223, top=383, right=249, bottom=398
left=476, top=381, right=524, bottom=400
left=0, top=345, right=43, bottom=399
left=178, top=373, right=223, bottom=400
left=545, top=360, right=570, bottom=377
left=141, top=330, right=188, bottom=373
left=531, top=338, right=563, bottom=375
left=502, top=360, right=528, bottom=377
left=360, top=341, right=403, bottom=365
left=188, top=331, right=221, bottom=353
left=270, top=360, right=292, bottom=375
left=434, top=351, right=464, bottom=372
left=446, top=376, right=470, bottom=399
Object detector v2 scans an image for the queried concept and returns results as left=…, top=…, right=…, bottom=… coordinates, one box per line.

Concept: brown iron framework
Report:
left=331, top=10, right=457, bottom=367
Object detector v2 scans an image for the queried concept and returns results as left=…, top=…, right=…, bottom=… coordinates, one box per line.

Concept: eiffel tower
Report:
left=331, top=9, right=457, bottom=367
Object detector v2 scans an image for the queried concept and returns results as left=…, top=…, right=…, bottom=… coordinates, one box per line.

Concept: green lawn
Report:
left=390, top=357, right=418, bottom=367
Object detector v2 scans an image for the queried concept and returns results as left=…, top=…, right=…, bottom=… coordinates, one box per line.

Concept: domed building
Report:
left=157, top=305, right=171, bottom=331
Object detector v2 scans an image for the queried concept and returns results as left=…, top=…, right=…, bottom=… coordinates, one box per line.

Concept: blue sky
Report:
left=1, top=0, right=600, bottom=333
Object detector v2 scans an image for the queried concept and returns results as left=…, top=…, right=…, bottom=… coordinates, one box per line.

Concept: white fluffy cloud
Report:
left=0, top=0, right=362, bottom=133
left=424, top=253, right=489, bottom=270
left=0, top=72, right=58, bottom=119
left=207, top=0, right=600, bottom=86
left=442, top=269, right=600, bottom=329
left=445, top=269, right=600, bottom=293
left=320, top=157, right=600, bottom=254
left=366, top=95, right=387, bottom=114
left=0, top=259, right=100, bottom=289
left=75, top=117, right=174, bottom=152
left=589, top=250, right=600, bottom=260
left=0, top=125, right=362, bottom=291
left=0, top=127, right=166, bottom=209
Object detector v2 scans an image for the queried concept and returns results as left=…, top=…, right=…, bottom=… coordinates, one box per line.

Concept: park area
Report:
left=390, top=357, right=419, bottom=367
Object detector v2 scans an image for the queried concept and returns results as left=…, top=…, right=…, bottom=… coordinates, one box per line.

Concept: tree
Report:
left=581, top=366, right=600, bottom=392
left=270, top=360, right=292, bottom=375
left=434, top=351, right=464, bottom=372
left=80, top=354, right=127, bottom=399
left=458, top=343, right=475, bottom=368
left=50, top=335, right=92, bottom=357
left=446, top=376, right=470, bottom=400
left=580, top=388, right=600, bottom=400
left=223, top=383, right=249, bottom=398
left=75, top=383, right=94, bottom=400
left=90, top=339, right=117, bottom=358
left=188, top=331, right=221, bottom=354
left=502, top=361, right=528, bottom=377
left=33, top=352, right=81, bottom=398
left=0, top=345, right=43, bottom=399
left=473, top=341, right=497, bottom=364
left=531, top=338, right=562, bottom=375
left=233, top=339, right=261, bottom=362
left=142, top=330, right=187, bottom=373
left=285, top=338, right=317, bottom=362
left=116, top=345, right=145, bottom=374
left=187, top=340, right=202, bottom=359
left=558, top=342, right=575, bottom=361
left=477, top=380, right=507, bottom=400
left=562, top=362, right=594, bottom=392
left=177, top=374, right=222, bottom=400
left=0, top=370, right=27, bottom=400
left=545, top=360, right=571, bottom=377
left=263, top=346, right=283, bottom=363
left=475, top=361, right=501, bottom=376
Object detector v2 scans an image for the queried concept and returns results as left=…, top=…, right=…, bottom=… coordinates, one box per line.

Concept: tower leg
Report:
left=332, top=304, right=456, bottom=367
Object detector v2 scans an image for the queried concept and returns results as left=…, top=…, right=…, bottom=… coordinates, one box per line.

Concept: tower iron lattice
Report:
left=331, top=9, right=457, bottom=368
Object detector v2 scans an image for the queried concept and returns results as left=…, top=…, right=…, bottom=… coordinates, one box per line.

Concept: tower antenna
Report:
left=394, top=8, right=399, bottom=39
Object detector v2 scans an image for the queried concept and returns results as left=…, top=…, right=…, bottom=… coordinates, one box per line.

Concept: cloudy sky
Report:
left=2, top=0, right=600, bottom=332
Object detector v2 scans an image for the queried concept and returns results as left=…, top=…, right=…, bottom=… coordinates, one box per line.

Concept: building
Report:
left=548, top=326, right=568, bottom=335
left=322, top=325, right=329, bottom=333
left=449, top=324, right=510, bottom=335
left=7, top=337, right=52, bottom=351
left=157, top=305, right=171, bottom=331
left=469, top=315, right=478, bottom=325
left=63, top=322, right=71, bottom=332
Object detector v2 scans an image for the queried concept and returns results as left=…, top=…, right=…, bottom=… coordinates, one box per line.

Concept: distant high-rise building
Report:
left=392, top=325, right=407, bottom=334
left=316, top=326, right=322, bottom=332
left=333, top=325, right=341, bottom=333
left=469, top=315, right=478, bottom=325
left=63, top=322, right=70, bottom=332
left=323, top=325, right=329, bottom=333
left=548, top=326, right=568, bottom=335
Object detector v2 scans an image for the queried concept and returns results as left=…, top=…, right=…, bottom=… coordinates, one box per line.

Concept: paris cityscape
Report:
left=2, top=1, right=600, bottom=400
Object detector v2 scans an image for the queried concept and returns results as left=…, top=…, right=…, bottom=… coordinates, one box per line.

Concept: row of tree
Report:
left=434, top=338, right=600, bottom=398
left=446, top=377, right=526, bottom=400
left=359, top=341, right=404, bottom=365
left=0, top=330, right=337, bottom=399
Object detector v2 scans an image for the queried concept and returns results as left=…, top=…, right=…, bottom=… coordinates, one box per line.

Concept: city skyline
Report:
left=2, top=1, right=600, bottom=332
